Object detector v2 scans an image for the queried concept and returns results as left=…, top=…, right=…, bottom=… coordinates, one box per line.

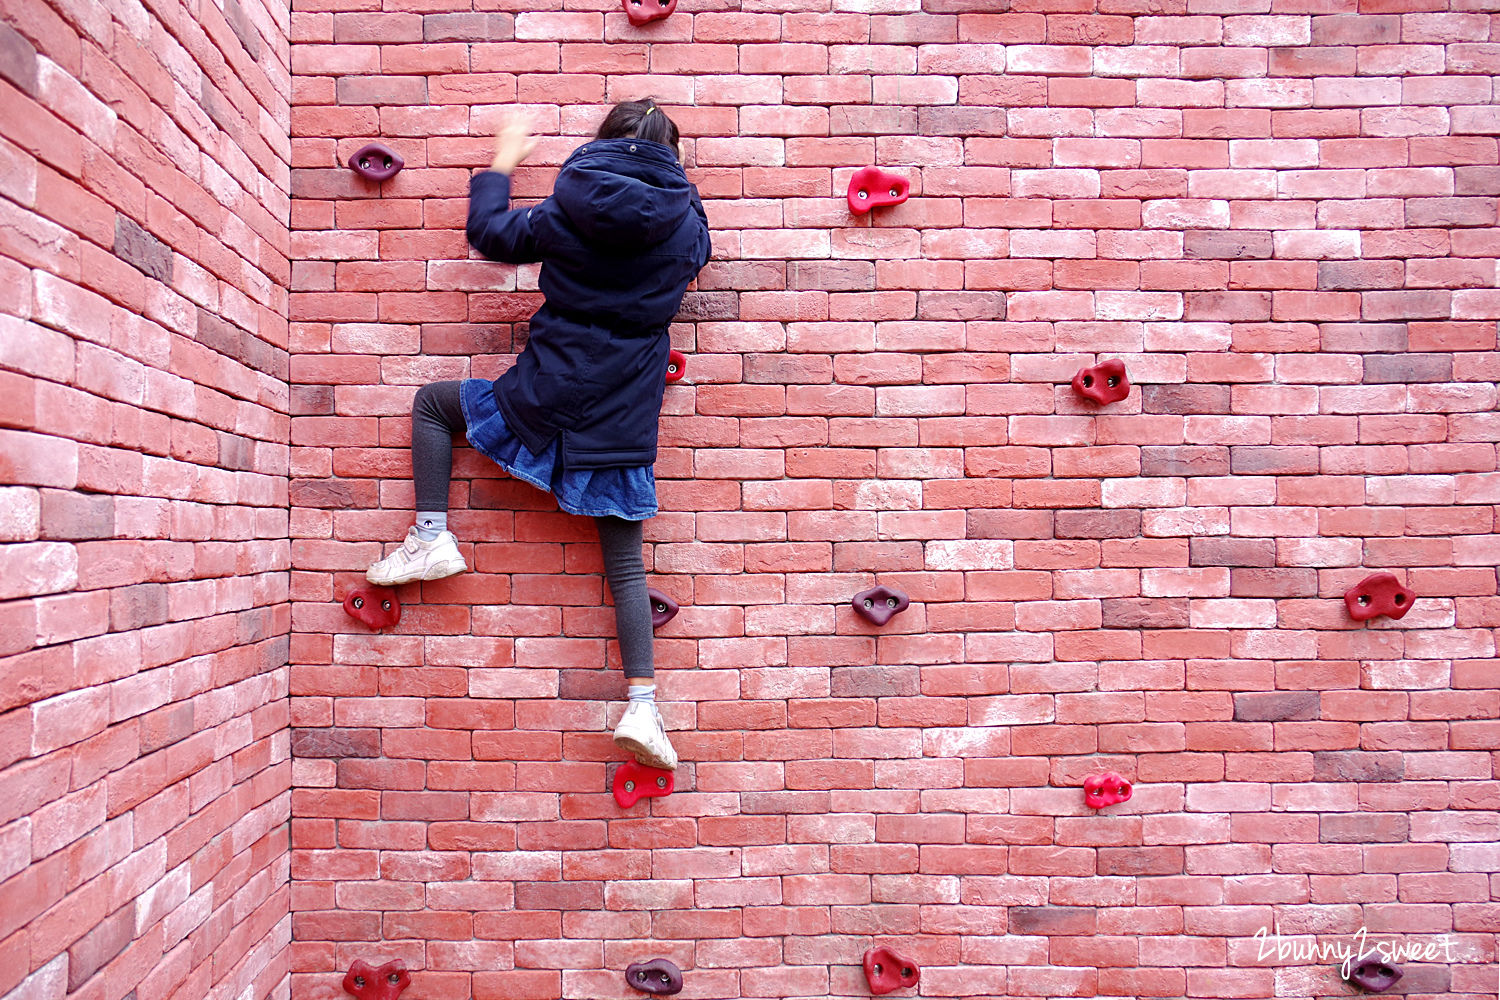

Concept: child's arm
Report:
left=466, top=113, right=542, bottom=263
left=467, top=172, right=541, bottom=263
left=686, top=182, right=711, bottom=270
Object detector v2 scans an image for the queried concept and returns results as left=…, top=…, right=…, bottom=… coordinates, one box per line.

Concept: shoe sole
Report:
left=613, top=733, right=678, bottom=771
left=366, top=560, right=467, bottom=587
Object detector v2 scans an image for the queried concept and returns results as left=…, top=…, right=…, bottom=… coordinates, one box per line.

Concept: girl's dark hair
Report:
left=595, top=98, right=680, bottom=151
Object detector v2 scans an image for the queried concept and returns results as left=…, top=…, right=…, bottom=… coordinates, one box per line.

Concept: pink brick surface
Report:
left=5, top=1, right=1500, bottom=1000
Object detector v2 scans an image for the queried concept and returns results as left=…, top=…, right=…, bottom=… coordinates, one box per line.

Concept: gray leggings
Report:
left=412, top=381, right=655, bottom=680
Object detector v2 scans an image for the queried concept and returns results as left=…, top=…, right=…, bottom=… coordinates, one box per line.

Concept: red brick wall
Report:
left=284, top=4, right=1500, bottom=999
left=0, top=2, right=292, bottom=1000
left=285, top=5, right=1500, bottom=995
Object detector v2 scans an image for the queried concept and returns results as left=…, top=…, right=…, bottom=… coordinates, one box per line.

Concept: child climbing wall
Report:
left=365, top=99, right=711, bottom=771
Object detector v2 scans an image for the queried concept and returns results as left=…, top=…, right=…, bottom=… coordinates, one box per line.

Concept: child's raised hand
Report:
left=490, top=112, right=536, bottom=175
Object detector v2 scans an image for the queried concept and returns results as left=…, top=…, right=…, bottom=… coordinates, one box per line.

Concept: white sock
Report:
left=415, top=511, right=447, bottom=541
left=628, top=684, right=655, bottom=704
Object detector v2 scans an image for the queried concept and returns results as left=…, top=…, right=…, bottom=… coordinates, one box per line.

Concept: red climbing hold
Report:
left=613, top=759, right=674, bottom=808
left=343, top=586, right=400, bottom=631
left=625, top=958, right=684, bottom=996
left=623, top=0, right=676, bottom=26
left=1083, top=772, right=1132, bottom=808
left=1345, top=955, right=1403, bottom=993
left=342, top=961, right=410, bottom=1000
left=665, top=349, right=686, bottom=383
left=862, top=946, right=920, bottom=995
left=847, top=166, right=909, bottom=215
left=646, top=588, right=679, bottom=628
left=348, top=143, right=403, bottom=183
left=1071, top=359, right=1131, bottom=405
left=1344, top=572, right=1416, bottom=622
left=852, top=585, right=910, bottom=627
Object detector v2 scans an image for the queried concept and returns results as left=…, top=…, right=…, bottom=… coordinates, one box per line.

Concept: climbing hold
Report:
left=646, top=588, right=679, bottom=628
left=851, top=585, right=909, bottom=627
left=343, top=586, right=400, bottom=631
left=665, top=349, right=686, bottom=384
left=1083, top=772, right=1132, bottom=809
left=1071, top=359, right=1131, bottom=405
left=613, top=759, right=674, bottom=808
left=847, top=166, right=910, bottom=215
left=342, top=961, right=410, bottom=1000
left=622, top=0, right=676, bottom=26
left=625, top=958, right=683, bottom=996
left=862, top=946, right=920, bottom=996
left=1344, top=954, right=1402, bottom=993
left=347, top=142, right=403, bottom=183
left=1344, top=572, right=1416, bottom=623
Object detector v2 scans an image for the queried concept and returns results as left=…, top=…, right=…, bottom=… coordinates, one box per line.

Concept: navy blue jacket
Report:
left=466, top=138, right=711, bottom=470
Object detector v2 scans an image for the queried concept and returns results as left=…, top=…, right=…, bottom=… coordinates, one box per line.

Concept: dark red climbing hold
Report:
left=847, top=166, right=909, bottom=215
left=862, top=946, right=919, bottom=996
left=348, top=143, right=403, bottom=183
left=1071, top=359, right=1131, bottom=405
left=342, top=961, right=410, bottom=1000
left=1344, top=572, right=1416, bottom=622
left=625, top=958, right=683, bottom=996
left=1345, top=955, right=1402, bottom=993
left=1083, top=772, right=1132, bottom=808
left=665, top=349, right=686, bottom=383
left=613, top=759, right=674, bottom=808
left=647, top=588, right=679, bottom=628
left=623, top=0, right=676, bottom=26
left=852, top=585, right=909, bottom=627
left=343, top=586, right=400, bottom=631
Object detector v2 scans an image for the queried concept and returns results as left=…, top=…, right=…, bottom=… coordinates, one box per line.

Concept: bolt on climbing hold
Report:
left=1344, top=955, right=1402, bottom=993
left=1071, top=359, right=1131, bottom=405
left=342, top=961, right=410, bottom=1000
left=1083, top=772, right=1132, bottom=808
left=846, top=166, right=910, bottom=215
left=851, top=585, right=910, bottom=627
left=613, top=759, right=674, bottom=808
left=646, top=588, right=679, bottom=628
left=862, top=945, right=920, bottom=995
left=665, top=349, right=687, bottom=383
left=347, top=142, right=403, bottom=183
left=622, top=0, right=676, bottom=26
left=343, top=586, right=400, bottom=631
left=1344, top=572, right=1416, bottom=622
left=625, top=958, right=683, bottom=996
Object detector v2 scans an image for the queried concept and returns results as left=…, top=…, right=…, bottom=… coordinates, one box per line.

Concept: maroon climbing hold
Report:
left=1344, top=572, right=1416, bottom=622
left=665, top=349, right=686, bottom=383
left=623, top=0, right=675, bottom=26
left=348, top=143, right=403, bottom=183
left=847, top=166, right=909, bottom=215
left=852, top=585, right=909, bottom=627
left=342, top=961, right=410, bottom=1000
left=862, top=946, right=919, bottom=996
left=647, top=588, right=679, bottom=628
left=343, top=586, right=400, bottom=631
left=1071, top=359, right=1130, bottom=405
left=1083, top=772, right=1132, bottom=809
left=613, top=759, right=674, bottom=808
left=625, top=958, right=683, bottom=996
left=1345, top=955, right=1402, bottom=993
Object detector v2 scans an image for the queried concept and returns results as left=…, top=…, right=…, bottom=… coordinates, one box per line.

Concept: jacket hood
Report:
left=553, top=138, right=693, bottom=249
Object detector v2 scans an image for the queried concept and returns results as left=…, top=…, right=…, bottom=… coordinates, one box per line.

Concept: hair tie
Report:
left=643, top=106, right=656, bottom=117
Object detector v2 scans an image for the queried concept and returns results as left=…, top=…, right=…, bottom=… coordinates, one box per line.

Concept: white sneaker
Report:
left=366, top=527, right=467, bottom=586
left=613, top=701, right=678, bottom=771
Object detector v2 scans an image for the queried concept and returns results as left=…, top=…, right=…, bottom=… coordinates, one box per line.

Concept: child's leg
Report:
left=599, top=516, right=678, bottom=769
left=366, top=381, right=469, bottom=586
left=412, top=380, right=467, bottom=537
left=595, top=516, right=655, bottom=683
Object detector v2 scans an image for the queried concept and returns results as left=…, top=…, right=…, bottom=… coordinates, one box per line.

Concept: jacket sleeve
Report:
left=687, top=183, right=711, bottom=271
left=467, top=171, right=543, bottom=264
